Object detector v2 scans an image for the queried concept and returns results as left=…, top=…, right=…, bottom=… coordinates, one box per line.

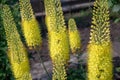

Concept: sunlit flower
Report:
left=2, top=5, right=32, bottom=80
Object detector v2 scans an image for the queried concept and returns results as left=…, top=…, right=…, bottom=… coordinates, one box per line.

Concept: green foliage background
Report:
left=108, top=0, right=120, bottom=22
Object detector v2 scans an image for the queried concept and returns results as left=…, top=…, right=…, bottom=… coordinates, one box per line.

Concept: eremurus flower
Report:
left=19, top=0, right=42, bottom=48
left=2, top=5, right=32, bottom=80
left=68, top=18, right=81, bottom=54
left=44, top=0, right=70, bottom=80
left=87, top=0, right=113, bottom=80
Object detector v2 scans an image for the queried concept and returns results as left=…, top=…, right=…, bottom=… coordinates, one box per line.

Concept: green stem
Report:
left=36, top=48, right=51, bottom=79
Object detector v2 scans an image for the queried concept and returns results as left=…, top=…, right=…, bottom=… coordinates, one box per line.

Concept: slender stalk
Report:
left=36, top=48, right=51, bottom=79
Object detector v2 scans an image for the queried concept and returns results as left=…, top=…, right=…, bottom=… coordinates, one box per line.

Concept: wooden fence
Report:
left=30, top=0, right=94, bottom=17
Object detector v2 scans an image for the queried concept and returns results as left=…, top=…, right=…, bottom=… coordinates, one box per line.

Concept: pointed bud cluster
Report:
left=89, top=0, right=110, bottom=44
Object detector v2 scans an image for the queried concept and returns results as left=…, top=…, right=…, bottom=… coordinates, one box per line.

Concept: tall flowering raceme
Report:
left=88, top=0, right=113, bottom=80
left=68, top=18, right=81, bottom=54
left=2, top=5, right=32, bottom=80
left=45, top=0, right=56, bottom=47
left=19, top=0, right=42, bottom=48
left=44, top=0, right=70, bottom=80
left=44, top=0, right=56, bottom=32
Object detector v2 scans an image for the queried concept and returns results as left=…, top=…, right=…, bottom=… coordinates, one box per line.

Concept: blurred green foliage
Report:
left=67, top=62, right=86, bottom=80
left=108, top=0, right=120, bottom=23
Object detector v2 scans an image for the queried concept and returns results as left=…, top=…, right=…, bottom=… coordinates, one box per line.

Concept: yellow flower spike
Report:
left=88, top=0, right=113, bottom=80
left=68, top=18, right=81, bottom=54
left=53, top=0, right=66, bottom=30
left=44, top=0, right=70, bottom=79
left=44, top=0, right=60, bottom=50
left=22, top=19, right=42, bottom=47
left=50, top=30, right=70, bottom=63
left=19, top=0, right=34, bottom=21
left=2, top=5, right=32, bottom=80
left=88, top=43, right=112, bottom=80
left=19, top=0, right=42, bottom=48
left=45, top=16, right=51, bottom=34
left=49, top=30, right=69, bottom=80
left=50, top=29, right=69, bottom=80
left=52, top=54, right=67, bottom=80
left=44, top=0, right=58, bottom=37
left=44, top=0, right=70, bottom=63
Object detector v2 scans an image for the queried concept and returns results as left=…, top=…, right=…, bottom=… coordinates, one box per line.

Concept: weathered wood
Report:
left=62, top=2, right=94, bottom=11
left=35, top=2, right=94, bottom=17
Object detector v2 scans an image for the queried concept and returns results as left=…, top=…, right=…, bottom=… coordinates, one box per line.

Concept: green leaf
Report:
left=112, top=4, right=120, bottom=12
left=114, top=18, right=120, bottom=23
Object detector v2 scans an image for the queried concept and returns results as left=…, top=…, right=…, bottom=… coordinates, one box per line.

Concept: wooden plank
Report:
left=35, top=2, right=94, bottom=17
left=62, top=2, right=94, bottom=11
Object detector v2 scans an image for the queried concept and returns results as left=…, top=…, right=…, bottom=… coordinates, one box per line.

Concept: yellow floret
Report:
left=2, top=5, right=32, bottom=80
left=68, top=18, right=81, bottom=53
left=22, top=19, right=42, bottom=48
left=52, top=53, right=67, bottom=80
left=50, top=30, right=70, bottom=64
left=44, top=0, right=70, bottom=79
left=69, top=31, right=81, bottom=53
left=87, top=42, right=112, bottom=80
left=10, top=52, right=32, bottom=80
left=19, top=0, right=42, bottom=48
left=88, top=0, right=113, bottom=79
